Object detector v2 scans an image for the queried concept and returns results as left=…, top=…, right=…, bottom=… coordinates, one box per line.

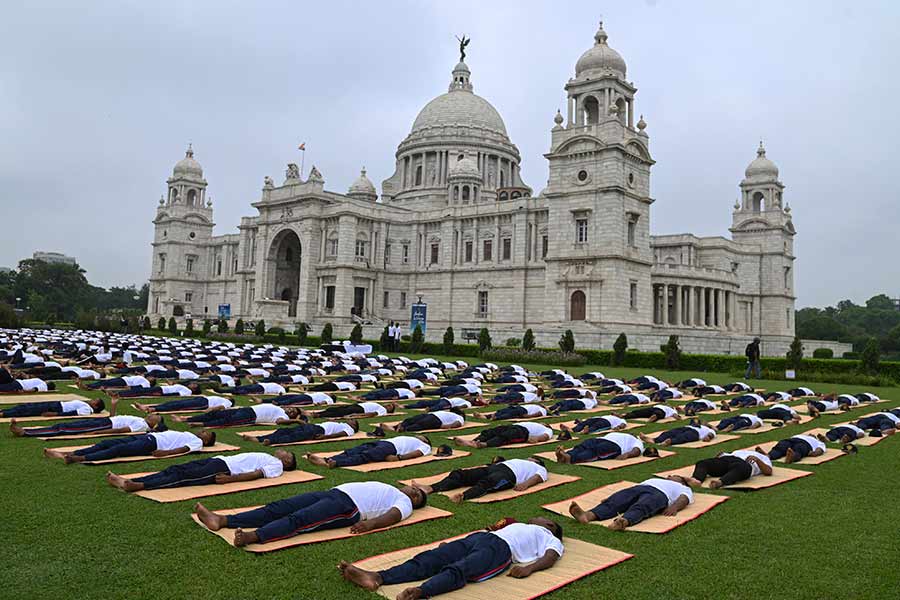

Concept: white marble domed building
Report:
left=147, top=22, right=809, bottom=355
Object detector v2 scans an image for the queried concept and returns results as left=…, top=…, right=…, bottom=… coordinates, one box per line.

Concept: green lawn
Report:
left=4, top=362, right=898, bottom=600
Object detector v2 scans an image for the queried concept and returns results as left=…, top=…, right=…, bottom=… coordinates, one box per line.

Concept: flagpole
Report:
left=300, top=145, right=306, bottom=179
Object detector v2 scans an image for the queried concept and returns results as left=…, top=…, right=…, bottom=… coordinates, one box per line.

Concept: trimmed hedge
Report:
left=482, top=347, right=587, bottom=367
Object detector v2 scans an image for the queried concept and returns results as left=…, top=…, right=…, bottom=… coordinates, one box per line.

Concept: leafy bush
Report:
left=860, top=337, right=881, bottom=375
left=142, top=316, right=151, bottom=330
left=157, top=317, right=166, bottom=330
left=478, top=328, right=492, bottom=352
left=786, top=336, right=804, bottom=371
left=321, top=323, right=333, bottom=344
left=0, top=302, right=20, bottom=328
left=255, top=320, right=266, bottom=337
left=184, top=319, right=194, bottom=336
left=350, top=324, right=363, bottom=345
left=481, top=348, right=586, bottom=367
left=379, top=326, right=391, bottom=350
left=522, top=329, right=535, bottom=351
left=558, top=330, right=575, bottom=353
left=410, top=324, right=425, bottom=353
left=443, top=327, right=455, bottom=354
left=750, top=368, right=895, bottom=387
left=295, top=322, right=309, bottom=345
left=612, top=333, right=628, bottom=366
left=234, top=319, right=245, bottom=335
left=267, top=327, right=285, bottom=335
left=505, top=337, right=521, bottom=348
left=217, top=319, right=229, bottom=334
left=201, top=319, right=211, bottom=335
left=167, top=317, right=178, bottom=335
left=812, top=348, right=834, bottom=359
left=662, top=335, right=682, bottom=369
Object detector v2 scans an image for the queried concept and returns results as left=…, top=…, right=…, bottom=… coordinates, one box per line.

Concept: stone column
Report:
left=684, top=286, right=692, bottom=326
left=661, top=284, right=669, bottom=325
left=699, top=287, right=707, bottom=327
left=732, top=292, right=739, bottom=331
left=567, top=96, right=573, bottom=126
left=715, top=289, right=723, bottom=329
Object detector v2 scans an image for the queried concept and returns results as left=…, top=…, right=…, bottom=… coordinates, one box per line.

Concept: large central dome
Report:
left=409, top=61, right=508, bottom=137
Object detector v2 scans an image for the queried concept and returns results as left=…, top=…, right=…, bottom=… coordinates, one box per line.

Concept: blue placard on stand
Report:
left=218, top=304, right=231, bottom=319
left=410, top=303, right=427, bottom=334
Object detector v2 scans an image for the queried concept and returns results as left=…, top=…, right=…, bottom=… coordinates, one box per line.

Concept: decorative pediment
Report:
left=474, top=279, right=493, bottom=290
left=556, top=135, right=605, bottom=155
left=626, top=140, right=652, bottom=161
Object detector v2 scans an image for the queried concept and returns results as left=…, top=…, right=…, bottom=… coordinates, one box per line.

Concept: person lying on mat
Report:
left=13, top=364, right=104, bottom=381
left=547, top=394, right=598, bottom=415
left=377, top=378, right=427, bottom=391
left=44, top=429, right=216, bottom=464
left=852, top=410, right=900, bottom=435
left=253, top=373, right=310, bottom=386
left=763, top=434, right=826, bottom=463
left=649, top=388, right=683, bottom=401
left=10, top=396, right=164, bottom=437
left=454, top=422, right=555, bottom=449
left=0, top=397, right=105, bottom=419
left=307, top=380, right=358, bottom=392
left=682, top=399, right=719, bottom=416
left=721, top=393, right=766, bottom=410
left=674, top=378, right=706, bottom=389
left=568, top=477, right=694, bottom=530
left=608, top=392, right=651, bottom=406
left=195, top=480, right=428, bottom=547
left=134, top=395, right=233, bottom=414
left=180, top=404, right=301, bottom=428
left=303, top=401, right=399, bottom=420
left=554, top=431, right=657, bottom=464
left=214, top=382, right=287, bottom=396
left=715, top=413, right=764, bottom=432
left=110, top=383, right=201, bottom=398
left=81, top=375, right=153, bottom=391
left=0, top=377, right=56, bottom=394
left=559, top=415, right=628, bottom=434
left=412, top=456, right=549, bottom=503
left=817, top=423, right=866, bottom=444
left=855, top=392, right=880, bottom=403
left=755, top=403, right=801, bottom=424
left=419, top=382, right=482, bottom=398
left=106, top=449, right=298, bottom=492
left=639, top=422, right=716, bottom=447
left=693, top=384, right=727, bottom=397
left=404, top=397, right=473, bottom=411
left=548, top=387, right=596, bottom=401
left=306, top=435, right=432, bottom=468
left=495, top=383, right=541, bottom=395
left=806, top=395, right=840, bottom=417
left=489, top=389, right=541, bottom=405
left=340, top=517, right=564, bottom=599
left=599, top=382, right=632, bottom=395
left=258, top=392, right=335, bottom=407
left=251, top=420, right=360, bottom=446
left=486, top=403, right=548, bottom=421
left=615, top=404, right=679, bottom=423
left=379, top=409, right=465, bottom=433
left=723, top=382, right=753, bottom=393
left=360, top=387, right=417, bottom=402
left=787, top=387, right=816, bottom=398
left=763, top=391, right=792, bottom=403
left=674, top=449, right=773, bottom=489
left=580, top=371, right=606, bottom=382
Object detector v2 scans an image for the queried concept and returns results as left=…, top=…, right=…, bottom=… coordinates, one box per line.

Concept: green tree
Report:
left=235, top=319, right=245, bottom=335
left=866, top=294, right=895, bottom=311
left=443, top=327, right=455, bottom=353
left=350, top=323, right=363, bottom=345
left=379, top=325, right=391, bottom=351
left=478, top=328, right=492, bottom=352
left=612, top=333, right=628, bottom=366
left=796, top=316, right=848, bottom=341
left=410, top=324, right=425, bottom=353
left=558, top=330, right=575, bottom=353
left=662, top=335, right=682, bottom=369
left=0, top=302, right=19, bottom=328
left=296, top=322, right=310, bottom=345
left=217, top=319, right=229, bottom=334
left=522, top=329, right=535, bottom=351
left=786, top=336, right=803, bottom=371
left=321, top=323, right=333, bottom=344
left=157, top=317, right=166, bottom=330
left=15, top=259, right=91, bottom=322
left=167, top=317, right=178, bottom=335
left=184, top=318, right=194, bottom=336
left=859, top=337, right=881, bottom=374
left=141, top=316, right=151, bottom=330
left=202, top=319, right=212, bottom=335
left=254, top=320, right=266, bottom=337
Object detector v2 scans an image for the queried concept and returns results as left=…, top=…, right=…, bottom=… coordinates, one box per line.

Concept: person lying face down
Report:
left=180, top=404, right=300, bottom=428
left=559, top=415, right=628, bottom=434
left=252, top=420, right=359, bottom=446
left=763, top=434, right=826, bottom=463
left=340, top=517, right=564, bottom=599
left=673, top=449, right=773, bottom=490
left=306, top=435, right=432, bottom=469
left=853, top=409, right=900, bottom=435
left=568, top=477, right=694, bottom=530
left=133, top=395, right=233, bottom=414
left=0, top=397, right=104, bottom=419
left=111, top=383, right=201, bottom=398
left=194, top=480, right=427, bottom=547
left=554, top=432, right=659, bottom=464
left=106, top=450, right=297, bottom=492
left=755, top=403, right=801, bottom=424
left=379, top=409, right=465, bottom=433
left=487, top=403, right=547, bottom=421
left=639, top=421, right=716, bottom=447
left=43, top=429, right=217, bottom=464
left=0, top=377, right=56, bottom=394
left=454, top=422, right=556, bottom=449
left=411, top=456, right=549, bottom=503
left=304, top=401, right=399, bottom=421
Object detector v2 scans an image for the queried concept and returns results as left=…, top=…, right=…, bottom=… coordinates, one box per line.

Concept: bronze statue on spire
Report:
left=455, top=34, right=470, bottom=62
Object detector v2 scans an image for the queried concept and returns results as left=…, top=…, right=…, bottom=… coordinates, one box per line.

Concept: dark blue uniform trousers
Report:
left=856, top=416, right=896, bottom=431
left=716, top=416, right=754, bottom=431
left=362, top=389, right=403, bottom=401
left=186, top=407, right=256, bottom=427
left=572, top=417, right=613, bottom=433
left=225, top=488, right=360, bottom=543
left=404, top=398, right=448, bottom=410
left=588, top=484, right=669, bottom=525
left=768, top=437, right=813, bottom=460
left=331, top=441, right=396, bottom=466
left=653, top=427, right=700, bottom=445
left=73, top=434, right=157, bottom=461
left=380, top=531, right=512, bottom=597
left=566, top=438, right=621, bottom=463
left=258, top=424, right=325, bottom=444
left=152, top=397, right=211, bottom=412
left=270, top=394, right=314, bottom=406
left=23, top=417, right=113, bottom=437
left=549, top=399, right=586, bottom=412
left=826, top=426, right=860, bottom=442
left=684, top=401, right=714, bottom=414
left=757, top=407, right=794, bottom=421
left=133, top=457, right=229, bottom=489
left=0, top=401, right=63, bottom=418
left=493, top=405, right=529, bottom=420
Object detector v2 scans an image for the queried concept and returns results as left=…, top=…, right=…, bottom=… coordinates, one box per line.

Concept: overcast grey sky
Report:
left=2, top=1, right=898, bottom=308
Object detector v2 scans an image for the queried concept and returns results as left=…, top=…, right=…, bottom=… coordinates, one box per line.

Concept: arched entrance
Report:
left=269, top=229, right=302, bottom=317
left=570, top=290, right=586, bottom=321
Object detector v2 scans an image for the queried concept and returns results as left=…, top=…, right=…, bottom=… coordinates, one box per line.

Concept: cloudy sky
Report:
left=2, top=0, right=898, bottom=307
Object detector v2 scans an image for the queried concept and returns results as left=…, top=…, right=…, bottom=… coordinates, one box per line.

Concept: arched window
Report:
left=751, top=191, right=765, bottom=212
left=284, top=247, right=293, bottom=262
left=615, top=98, right=626, bottom=125
left=415, top=165, right=423, bottom=186
left=511, top=191, right=521, bottom=199
left=173, top=305, right=185, bottom=317
left=499, top=191, right=508, bottom=201
left=583, top=95, right=600, bottom=124
left=462, top=186, right=470, bottom=202
left=570, top=290, right=586, bottom=321
left=170, top=188, right=179, bottom=202
left=187, top=189, right=197, bottom=206
left=453, top=186, right=459, bottom=202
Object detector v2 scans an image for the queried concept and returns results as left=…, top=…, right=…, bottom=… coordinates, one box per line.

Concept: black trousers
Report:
left=316, top=405, right=364, bottom=419
left=399, top=413, right=442, bottom=432
left=691, top=456, right=753, bottom=486
left=430, top=464, right=516, bottom=500
left=473, top=425, right=528, bottom=447
left=625, top=406, right=665, bottom=420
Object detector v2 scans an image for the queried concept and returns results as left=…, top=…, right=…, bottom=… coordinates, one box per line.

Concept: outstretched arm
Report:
left=152, top=445, right=190, bottom=457
left=748, top=456, right=773, bottom=476
left=514, top=473, right=545, bottom=492
left=618, top=448, right=641, bottom=460
left=508, top=549, right=560, bottom=578
left=215, top=469, right=264, bottom=484
left=397, top=450, right=425, bottom=460
left=662, top=494, right=691, bottom=516
left=349, top=507, right=402, bottom=534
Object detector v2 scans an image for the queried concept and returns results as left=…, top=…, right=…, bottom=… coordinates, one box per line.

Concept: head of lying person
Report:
left=642, top=447, right=660, bottom=458
left=274, top=449, right=297, bottom=471
left=198, top=430, right=217, bottom=446
left=398, top=485, right=428, bottom=509
left=346, top=419, right=360, bottom=433
left=147, top=414, right=167, bottom=431
left=283, top=407, right=301, bottom=420
left=527, top=455, right=546, bottom=468
left=526, top=516, right=564, bottom=540
left=90, top=398, right=105, bottom=413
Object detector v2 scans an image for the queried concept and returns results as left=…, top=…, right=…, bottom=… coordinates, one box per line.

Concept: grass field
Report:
left=4, top=360, right=899, bottom=600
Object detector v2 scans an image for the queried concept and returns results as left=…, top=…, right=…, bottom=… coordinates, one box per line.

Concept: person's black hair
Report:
left=549, top=520, right=564, bottom=541
left=93, top=398, right=106, bottom=413
left=412, top=488, right=428, bottom=509
left=205, top=431, right=217, bottom=445
left=46, top=381, right=57, bottom=390
left=419, top=435, right=431, bottom=447
left=530, top=455, right=546, bottom=468
left=643, top=447, right=659, bottom=457
left=284, top=452, right=298, bottom=471
left=449, top=407, right=465, bottom=417
left=348, top=419, right=359, bottom=432
left=154, top=416, right=168, bottom=432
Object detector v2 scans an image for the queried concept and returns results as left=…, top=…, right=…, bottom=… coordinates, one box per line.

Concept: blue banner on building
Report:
left=218, top=304, right=231, bottom=319
left=410, top=303, right=427, bottom=334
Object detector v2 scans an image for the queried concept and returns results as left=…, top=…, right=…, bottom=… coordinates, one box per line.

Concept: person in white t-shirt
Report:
left=560, top=415, right=628, bottom=434
left=806, top=394, right=841, bottom=417
left=111, top=382, right=201, bottom=398
left=252, top=419, right=360, bottom=446
left=133, top=395, right=233, bottom=414
left=307, top=434, right=432, bottom=469
left=340, top=517, right=564, bottom=598
left=819, top=423, right=866, bottom=444
left=616, top=404, right=679, bottom=423
left=640, top=421, right=716, bottom=446
left=306, top=401, right=399, bottom=420
left=568, top=477, right=694, bottom=530
left=11, top=395, right=163, bottom=437
left=455, top=421, right=556, bottom=449
left=382, top=409, right=465, bottom=433
left=107, top=449, right=297, bottom=492
left=45, top=429, right=216, bottom=464
left=555, top=431, right=657, bottom=464
left=0, top=376, right=55, bottom=394
left=0, top=396, right=105, bottom=419
left=195, top=480, right=427, bottom=547
left=763, top=434, right=826, bottom=463
left=547, top=394, right=598, bottom=415
left=715, top=413, right=764, bottom=432
left=674, top=449, right=773, bottom=489
left=181, top=404, right=300, bottom=427
left=487, top=403, right=548, bottom=421
left=413, top=456, right=549, bottom=503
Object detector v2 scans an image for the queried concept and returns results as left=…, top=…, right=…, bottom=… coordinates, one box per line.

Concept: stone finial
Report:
left=307, top=165, right=324, bottom=182
left=734, top=199, right=741, bottom=210
left=553, top=109, right=564, bottom=126
left=637, top=114, right=647, bottom=131
left=757, top=139, right=766, bottom=157
left=608, top=103, right=619, bottom=115
left=263, top=175, right=274, bottom=188
left=784, top=202, right=791, bottom=213
left=185, top=142, right=193, bottom=158
left=159, top=195, right=165, bottom=206
left=594, top=20, right=608, bottom=45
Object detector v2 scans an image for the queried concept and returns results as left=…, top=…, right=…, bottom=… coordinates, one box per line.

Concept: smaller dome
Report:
left=575, top=22, right=627, bottom=78
left=174, top=144, right=203, bottom=177
left=348, top=167, right=377, bottom=196
left=744, top=141, right=779, bottom=180
left=448, top=153, right=482, bottom=180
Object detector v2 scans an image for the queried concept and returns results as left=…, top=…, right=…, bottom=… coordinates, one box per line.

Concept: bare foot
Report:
left=9, top=420, right=24, bottom=437
left=555, top=445, right=571, bottom=464
left=638, top=433, right=653, bottom=444
left=63, top=453, right=85, bottom=464
left=815, top=433, right=828, bottom=444
left=453, top=437, right=478, bottom=448
left=233, top=528, right=258, bottom=547
left=721, top=425, right=735, bottom=433
left=106, top=471, right=142, bottom=492
left=397, top=586, right=424, bottom=600
left=340, top=561, right=383, bottom=591
left=194, top=502, right=228, bottom=531
left=608, top=516, right=630, bottom=531
left=708, top=479, right=724, bottom=489
left=568, top=501, right=593, bottom=523
left=261, top=438, right=272, bottom=446
left=306, top=454, right=329, bottom=467
left=661, top=438, right=673, bottom=447
left=559, top=423, right=571, bottom=432
left=449, top=492, right=465, bottom=504
left=43, top=448, right=66, bottom=459
left=785, top=448, right=796, bottom=464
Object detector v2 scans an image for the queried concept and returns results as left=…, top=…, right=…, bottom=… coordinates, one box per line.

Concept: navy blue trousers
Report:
left=496, top=384, right=527, bottom=393
left=610, top=394, right=640, bottom=406
left=550, top=389, right=582, bottom=400
left=429, top=464, right=516, bottom=500
left=258, top=424, right=325, bottom=444
left=223, top=384, right=264, bottom=395
left=490, top=393, right=525, bottom=404
left=549, top=399, right=586, bottom=412
left=271, top=394, right=314, bottom=406
left=684, top=401, right=713, bottom=414
left=87, top=377, right=127, bottom=389
left=856, top=416, right=896, bottom=431
left=768, top=437, right=813, bottom=460
left=572, top=417, right=613, bottom=433
left=0, top=401, right=62, bottom=418
left=151, top=397, right=211, bottom=412
left=405, top=399, right=448, bottom=410
left=691, top=456, right=752, bottom=486
left=757, top=408, right=794, bottom=421
left=226, top=488, right=360, bottom=543
left=23, top=417, right=113, bottom=437
left=566, top=438, right=621, bottom=463
left=473, top=425, right=529, bottom=447
left=331, top=440, right=396, bottom=466
left=589, top=484, right=668, bottom=525
left=826, top=426, right=859, bottom=442
left=116, top=386, right=166, bottom=398
left=654, top=427, right=699, bottom=445
left=362, top=389, right=404, bottom=401
left=423, top=385, right=466, bottom=397
left=73, top=434, right=156, bottom=461
left=398, top=414, right=441, bottom=432
left=380, top=531, right=512, bottom=597
left=728, top=395, right=759, bottom=408
left=186, top=407, right=256, bottom=427
left=716, top=416, right=753, bottom=431
left=133, top=457, right=229, bottom=489
left=493, top=405, right=529, bottom=420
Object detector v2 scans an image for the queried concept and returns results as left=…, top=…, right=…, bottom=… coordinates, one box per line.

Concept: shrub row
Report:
left=481, top=347, right=587, bottom=367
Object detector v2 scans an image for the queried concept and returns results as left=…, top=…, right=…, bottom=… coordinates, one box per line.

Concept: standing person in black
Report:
left=744, top=338, right=761, bottom=379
